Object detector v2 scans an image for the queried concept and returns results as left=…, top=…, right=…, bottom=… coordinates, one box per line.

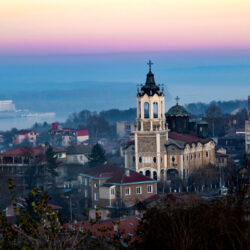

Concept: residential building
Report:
left=116, top=121, right=135, bottom=138
left=49, top=123, right=89, bottom=147
left=66, top=144, right=91, bottom=165
left=79, top=165, right=157, bottom=209
left=0, top=147, right=45, bottom=174
left=12, top=130, right=39, bottom=146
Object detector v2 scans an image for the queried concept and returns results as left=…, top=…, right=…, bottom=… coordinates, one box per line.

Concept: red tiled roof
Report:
left=168, top=132, right=212, bottom=144
left=67, top=216, right=139, bottom=240
left=1, top=147, right=45, bottom=156
left=77, top=129, right=89, bottom=136
left=82, top=165, right=155, bottom=184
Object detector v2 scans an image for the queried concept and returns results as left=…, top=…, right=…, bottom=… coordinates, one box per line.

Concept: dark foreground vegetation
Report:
left=0, top=180, right=249, bottom=250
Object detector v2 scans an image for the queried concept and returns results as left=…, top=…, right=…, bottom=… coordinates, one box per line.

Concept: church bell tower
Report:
left=134, top=60, right=168, bottom=180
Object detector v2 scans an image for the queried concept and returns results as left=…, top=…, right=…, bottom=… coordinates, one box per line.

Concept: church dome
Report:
left=167, top=104, right=189, bottom=116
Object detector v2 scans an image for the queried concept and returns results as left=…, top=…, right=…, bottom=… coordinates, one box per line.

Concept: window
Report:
left=136, top=187, right=142, bottom=194
left=84, top=178, right=88, bottom=186
left=145, top=170, right=151, bottom=177
left=94, top=193, right=98, bottom=201
left=110, top=188, right=115, bottom=195
left=143, top=157, right=152, bottom=164
left=94, top=183, right=98, bottom=188
left=153, top=102, right=158, bottom=118
left=153, top=157, right=156, bottom=163
left=125, top=187, right=131, bottom=196
left=144, top=102, right=149, bottom=118
left=147, top=185, right=153, bottom=193
left=206, top=152, right=209, bottom=157
left=139, top=157, right=142, bottom=163
left=84, top=189, right=88, bottom=198
left=247, top=135, right=250, bottom=141
left=153, top=172, right=157, bottom=180
left=133, top=156, right=135, bottom=162
left=172, top=156, right=175, bottom=162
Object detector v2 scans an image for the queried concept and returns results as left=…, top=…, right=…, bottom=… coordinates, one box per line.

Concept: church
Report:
left=123, top=61, right=216, bottom=182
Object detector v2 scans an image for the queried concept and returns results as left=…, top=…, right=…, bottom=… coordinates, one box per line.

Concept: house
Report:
left=77, top=129, right=89, bottom=144
left=12, top=130, right=39, bottom=146
left=49, top=123, right=89, bottom=147
left=0, top=147, right=45, bottom=174
left=79, top=165, right=157, bottom=209
left=66, top=144, right=91, bottom=165
left=116, top=121, right=135, bottom=138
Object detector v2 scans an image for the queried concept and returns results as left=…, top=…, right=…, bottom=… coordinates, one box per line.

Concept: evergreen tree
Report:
left=88, top=144, right=106, bottom=168
left=46, top=146, right=58, bottom=186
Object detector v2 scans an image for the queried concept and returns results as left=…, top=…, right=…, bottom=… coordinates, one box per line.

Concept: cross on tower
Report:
left=175, top=96, right=180, bottom=105
left=147, top=60, right=153, bottom=72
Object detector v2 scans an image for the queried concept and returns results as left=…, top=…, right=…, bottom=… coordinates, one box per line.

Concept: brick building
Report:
left=79, top=165, right=157, bottom=209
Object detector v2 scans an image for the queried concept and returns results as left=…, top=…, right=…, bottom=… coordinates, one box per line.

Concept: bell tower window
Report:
left=153, top=102, right=158, bottom=118
left=144, top=102, right=149, bottom=118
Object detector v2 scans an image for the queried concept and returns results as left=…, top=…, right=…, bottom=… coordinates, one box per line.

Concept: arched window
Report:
left=153, top=102, right=158, bottom=118
left=153, top=171, right=157, bottom=180
left=145, top=170, right=151, bottom=177
left=144, top=102, right=149, bottom=118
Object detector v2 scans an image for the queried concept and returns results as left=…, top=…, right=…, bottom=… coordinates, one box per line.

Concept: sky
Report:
left=0, top=0, right=249, bottom=119
left=1, top=0, right=250, bottom=54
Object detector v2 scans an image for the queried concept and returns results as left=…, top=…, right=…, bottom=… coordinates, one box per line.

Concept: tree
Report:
left=88, top=144, right=106, bottom=168
left=205, top=104, right=222, bottom=118
left=0, top=183, right=130, bottom=249
left=205, top=104, right=225, bottom=137
left=45, top=146, right=58, bottom=187
left=133, top=194, right=249, bottom=250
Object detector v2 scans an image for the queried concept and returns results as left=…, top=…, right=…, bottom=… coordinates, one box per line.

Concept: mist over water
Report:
left=0, top=50, right=249, bottom=130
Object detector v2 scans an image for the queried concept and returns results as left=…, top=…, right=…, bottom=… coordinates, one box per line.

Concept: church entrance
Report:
left=167, top=169, right=179, bottom=181
left=167, top=169, right=179, bottom=190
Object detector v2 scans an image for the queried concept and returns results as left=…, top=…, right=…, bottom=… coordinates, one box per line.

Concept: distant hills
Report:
left=185, top=100, right=248, bottom=115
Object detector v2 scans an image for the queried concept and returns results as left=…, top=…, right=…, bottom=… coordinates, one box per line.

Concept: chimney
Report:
left=125, top=168, right=130, bottom=177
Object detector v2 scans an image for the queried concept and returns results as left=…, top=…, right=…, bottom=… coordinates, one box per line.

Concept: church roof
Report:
left=168, top=132, right=212, bottom=145
left=167, top=104, right=189, bottom=116
left=138, top=60, right=163, bottom=97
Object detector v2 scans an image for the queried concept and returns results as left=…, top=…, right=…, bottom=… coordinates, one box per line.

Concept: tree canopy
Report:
left=88, top=144, right=106, bottom=168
